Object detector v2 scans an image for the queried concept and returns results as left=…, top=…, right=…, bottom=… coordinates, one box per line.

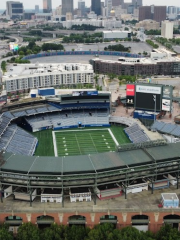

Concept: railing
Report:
left=22, top=51, right=143, bottom=61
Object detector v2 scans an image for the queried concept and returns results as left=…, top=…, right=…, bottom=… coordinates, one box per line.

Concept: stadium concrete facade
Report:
left=0, top=98, right=180, bottom=232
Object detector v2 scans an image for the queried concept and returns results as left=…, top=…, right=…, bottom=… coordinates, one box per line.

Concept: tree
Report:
left=87, top=223, right=115, bottom=240
left=41, top=224, right=65, bottom=240
left=16, top=222, right=41, bottom=240
left=65, top=225, right=90, bottom=240
left=156, top=224, right=180, bottom=240
left=0, top=225, right=13, bottom=240
left=28, top=41, right=36, bottom=50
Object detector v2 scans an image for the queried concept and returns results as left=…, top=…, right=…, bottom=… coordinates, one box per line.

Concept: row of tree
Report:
left=104, top=44, right=130, bottom=52
left=0, top=223, right=180, bottom=240
left=18, top=41, right=64, bottom=56
left=156, top=37, right=173, bottom=50
left=1, top=61, right=7, bottom=73
left=145, top=30, right=161, bottom=36
left=146, top=40, right=159, bottom=49
left=62, top=32, right=103, bottom=44
left=71, top=24, right=103, bottom=31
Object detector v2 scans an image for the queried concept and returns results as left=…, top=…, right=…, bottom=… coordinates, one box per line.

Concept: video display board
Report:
left=162, top=99, right=171, bottom=111
left=126, top=84, right=135, bottom=96
left=9, top=43, right=19, bottom=51
left=162, top=86, right=173, bottom=99
left=135, top=85, right=162, bottom=111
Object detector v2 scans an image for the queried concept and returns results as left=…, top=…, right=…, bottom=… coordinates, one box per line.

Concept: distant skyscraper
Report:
left=139, top=5, right=166, bottom=22
left=78, top=0, right=85, bottom=16
left=62, top=0, right=74, bottom=15
left=91, top=0, right=101, bottom=16
left=43, top=0, right=52, bottom=13
left=111, top=0, right=124, bottom=7
left=107, top=0, right=112, bottom=16
left=35, top=5, right=39, bottom=14
left=161, top=20, right=174, bottom=39
left=132, top=0, right=142, bottom=8
left=6, top=1, right=24, bottom=19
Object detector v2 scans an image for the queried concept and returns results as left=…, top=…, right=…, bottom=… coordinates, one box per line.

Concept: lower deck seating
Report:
left=25, top=109, right=110, bottom=130
left=0, top=124, right=38, bottom=156
left=124, top=124, right=149, bottom=143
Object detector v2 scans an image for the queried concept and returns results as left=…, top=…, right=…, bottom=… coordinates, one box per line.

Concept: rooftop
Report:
left=1, top=142, right=180, bottom=174
left=162, top=193, right=178, bottom=200
left=93, top=55, right=180, bottom=65
left=3, top=63, right=93, bottom=81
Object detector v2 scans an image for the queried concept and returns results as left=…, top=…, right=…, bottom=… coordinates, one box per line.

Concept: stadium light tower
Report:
left=153, top=95, right=156, bottom=123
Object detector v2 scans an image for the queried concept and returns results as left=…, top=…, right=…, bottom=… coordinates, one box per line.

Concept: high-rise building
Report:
left=43, top=0, right=52, bottom=13
left=107, top=0, right=112, bottom=17
left=6, top=1, right=24, bottom=19
left=55, top=6, right=62, bottom=15
left=112, top=0, right=123, bottom=6
left=132, top=0, right=142, bottom=8
left=35, top=5, right=39, bottom=14
left=62, top=0, right=74, bottom=15
left=139, top=5, right=166, bottom=22
left=91, top=0, right=101, bottom=16
left=66, top=12, right=73, bottom=20
left=168, top=6, right=178, bottom=20
left=139, top=6, right=151, bottom=21
left=78, top=0, right=85, bottom=16
left=161, top=20, right=174, bottom=39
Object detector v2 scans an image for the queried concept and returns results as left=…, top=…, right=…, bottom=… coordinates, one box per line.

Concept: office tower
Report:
left=132, top=0, right=142, bottom=8
left=107, top=0, right=112, bottom=17
left=153, top=6, right=166, bottom=22
left=62, top=0, right=74, bottom=15
left=161, top=21, right=174, bottom=39
left=91, top=0, right=101, bottom=16
left=112, top=0, right=124, bottom=7
left=55, top=6, right=62, bottom=15
left=35, top=5, right=39, bottom=14
left=43, top=0, right=52, bottom=13
left=139, top=6, right=151, bottom=21
left=139, top=5, right=166, bottom=22
left=6, top=1, right=24, bottom=19
left=78, top=0, right=85, bottom=16
left=168, top=6, right=178, bottom=20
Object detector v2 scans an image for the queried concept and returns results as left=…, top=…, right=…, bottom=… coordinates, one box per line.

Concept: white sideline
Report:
left=108, top=129, right=119, bottom=146
left=54, top=128, right=109, bottom=133
left=52, top=131, right=58, bottom=157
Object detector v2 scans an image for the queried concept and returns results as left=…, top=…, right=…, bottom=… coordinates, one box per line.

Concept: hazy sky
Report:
left=1, top=0, right=180, bottom=9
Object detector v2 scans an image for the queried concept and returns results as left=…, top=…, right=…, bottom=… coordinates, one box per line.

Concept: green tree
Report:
left=16, top=222, right=40, bottom=240
left=156, top=224, right=180, bottom=240
left=87, top=223, right=115, bottom=240
left=0, top=225, right=13, bottom=240
left=65, top=225, right=90, bottom=240
left=28, top=41, right=36, bottom=50
left=41, top=224, right=65, bottom=240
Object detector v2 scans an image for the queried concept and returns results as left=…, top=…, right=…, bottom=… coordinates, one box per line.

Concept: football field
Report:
left=32, top=126, right=130, bottom=157
left=53, top=129, right=118, bottom=157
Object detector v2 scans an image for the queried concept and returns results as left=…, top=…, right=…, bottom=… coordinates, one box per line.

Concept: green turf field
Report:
left=32, top=126, right=130, bottom=157
left=55, top=129, right=116, bottom=156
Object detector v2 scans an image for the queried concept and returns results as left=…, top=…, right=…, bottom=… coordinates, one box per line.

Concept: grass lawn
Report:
left=32, top=126, right=130, bottom=157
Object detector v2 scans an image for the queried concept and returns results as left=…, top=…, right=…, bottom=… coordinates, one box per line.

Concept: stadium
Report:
left=1, top=83, right=180, bottom=233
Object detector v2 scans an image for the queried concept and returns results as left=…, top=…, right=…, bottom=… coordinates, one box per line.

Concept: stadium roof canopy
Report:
left=1, top=142, right=180, bottom=175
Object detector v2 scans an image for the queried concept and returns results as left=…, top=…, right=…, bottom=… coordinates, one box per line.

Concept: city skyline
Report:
left=0, top=0, right=180, bottom=10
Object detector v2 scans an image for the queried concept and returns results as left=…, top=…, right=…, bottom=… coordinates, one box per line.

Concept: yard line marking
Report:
left=89, top=133, right=98, bottom=153
left=75, top=134, right=82, bottom=154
